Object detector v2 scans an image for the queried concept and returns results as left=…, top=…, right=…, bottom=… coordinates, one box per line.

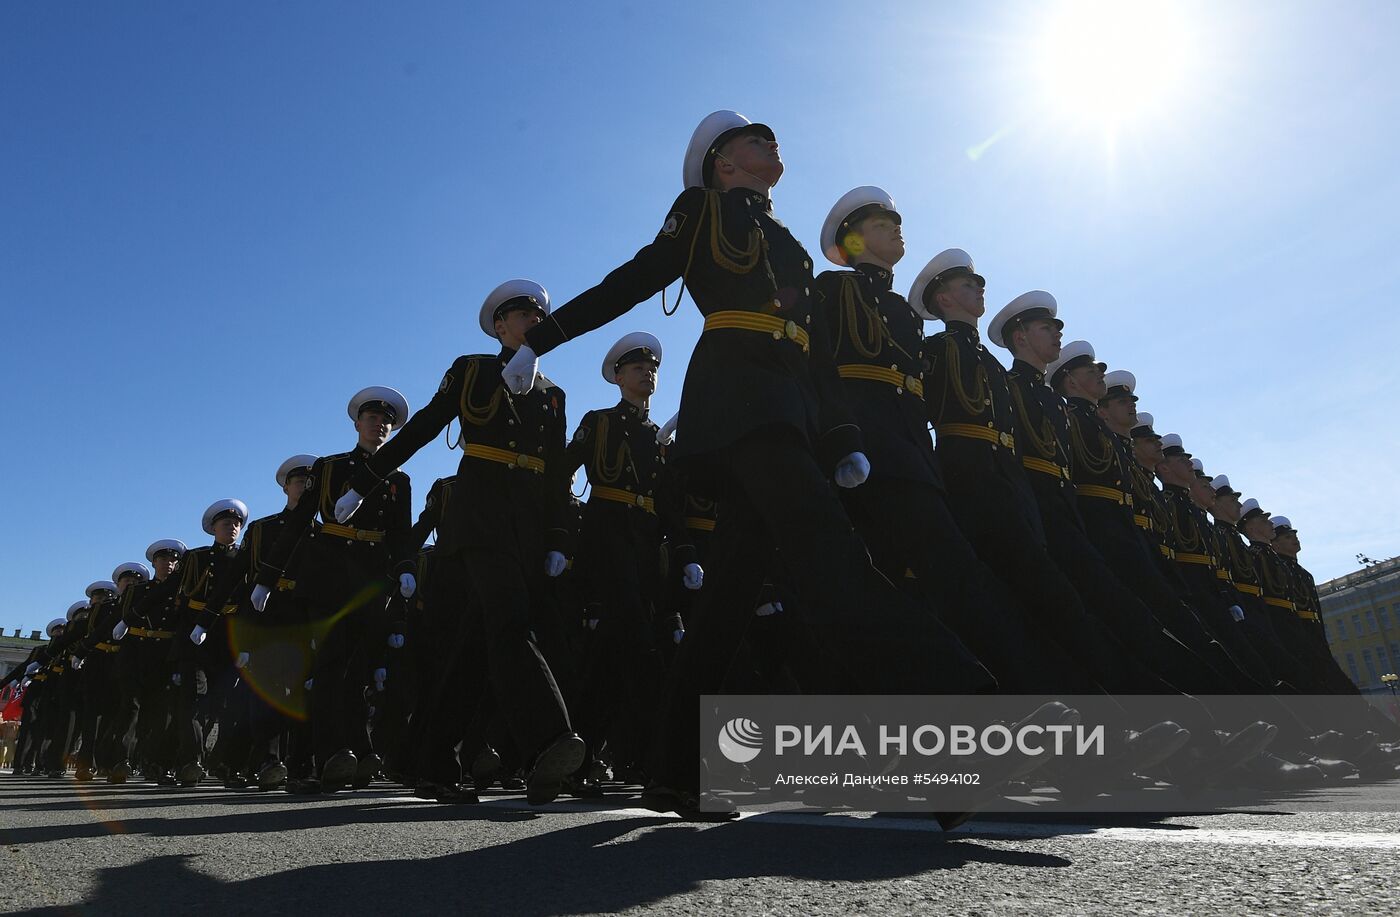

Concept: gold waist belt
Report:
left=1215, top=568, right=1233, bottom=582
left=129, top=627, right=174, bottom=640
left=685, top=516, right=716, bottom=532
left=1296, top=609, right=1320, bottom=621
left=1158, top=544, right=1176, bottom=560
left=321, top=522, right=386, bottom=542
left=1022, top=456, right=1071, bottom=480
left=95, top=643, right=120, bottom=653
left=463, top=442, right=546, bottom=474
left=937, top=423, right=1016, bottom=450
left=1263, top=596, right=1296, bottom=611
left=1174, top=552, right=1213, bottom=566
left=591, top=485, right=655, bottom=514
left=703, top=310, right=810, bottom=353
left=836, top=364, right=923, bottom=398
left=1234, top=583, right=1263, bottom=596
left=1133, top=514, right=1151, bottom=529
left=1077, top=484, right=1132, bottom=506
left=276, top=577, right=296, bottom=591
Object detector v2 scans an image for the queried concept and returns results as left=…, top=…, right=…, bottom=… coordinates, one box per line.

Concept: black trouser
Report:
left=652, top=426, right=997, bottom=795
left=236, top=598, right=313, bottom=771
left=39, top=671, right=79, bottom=772
left=457, top=544, right=572, bottom=766
left=1077, top=500, right=1262, bottom=691
left=843, top=473, right=1088, bottom=693
left=572, top=504, right=666, bottom=771
left=74, top=654, right=121, bottom=770
left=1037, top=496, right=1237, bottom=696
left=112, top=635, right=177, bottom=770
left=1175, top=565, right=1279, bottom=690
left=935, top=447, right=1146, bottom=696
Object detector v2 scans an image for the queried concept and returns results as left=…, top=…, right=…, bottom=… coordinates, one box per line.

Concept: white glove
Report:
left=373, top=667, right=387, bottom=692
left=586, top=618, right=599, bottom=631
left=834, top=451, right=871, bottom=488
left=755, top=601, right=783, bottom=617
left=304, top=678, right=314, bottom=691
left=190, top=625, right=207, bottom=646
left=250, top=585, right=270, bottom=612
left=171, top=673, right=183, bottom=686
left=1229, top=604, right=1246, bottom=622
left=69, top=655, right=83, bottom=670
left=682, top=563, right=704, bottom=590
left=235, top=652, right=250, bottom=669
left=544, top=551, right=567, bottom=577
left=399, top=573, right=416, bottom=598
left=25, top=662, right=39, bottom=675
left=112, top=621, right=129, bottom=641
left=673, top=628, right=685, bottom=644
left=334, top=488, right=363, bottom=525
left=657, top=411, right=680, bottom=445
left=502, top=345, right=539, bottom=394
left=387, top=633, right=405, bottom=649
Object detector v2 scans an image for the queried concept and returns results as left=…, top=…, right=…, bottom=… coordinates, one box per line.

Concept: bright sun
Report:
left=1036, top=1, right=1192, bottom=129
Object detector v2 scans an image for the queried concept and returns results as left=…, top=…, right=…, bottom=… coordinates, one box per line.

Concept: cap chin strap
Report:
left=713, top=153, right=773, bottom=193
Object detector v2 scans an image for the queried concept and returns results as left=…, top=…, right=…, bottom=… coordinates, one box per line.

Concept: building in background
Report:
left=0, top=628, right=46, bottom=676
left=1320, top=555, right=1400, bottom=695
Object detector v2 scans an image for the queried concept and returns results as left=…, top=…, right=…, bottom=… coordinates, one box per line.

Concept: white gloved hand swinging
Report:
left=502, top=345, right=539, bottom=394
left=334, top=488, right=364, bottom=525
left=834, top=452, right=871, bottom=489
left=682, top=563, right=704, bottom=590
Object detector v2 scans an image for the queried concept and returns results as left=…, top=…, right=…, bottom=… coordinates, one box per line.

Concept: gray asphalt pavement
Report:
left=3, top=777, right=1398, bottom=915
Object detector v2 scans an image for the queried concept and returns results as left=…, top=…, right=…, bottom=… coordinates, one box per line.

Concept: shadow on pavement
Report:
left=20, top=815, right=1073, bottom=915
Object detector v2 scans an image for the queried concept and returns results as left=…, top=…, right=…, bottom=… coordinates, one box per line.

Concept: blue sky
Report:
left=4, top=0, right=1398, bottom=635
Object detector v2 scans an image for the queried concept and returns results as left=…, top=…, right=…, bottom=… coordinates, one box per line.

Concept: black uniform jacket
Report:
left=350, top=351, right=567, bottom=555
left=257, top=446, right=413, bottom=591
left=816, top=264, right=940, bottom=487
left=524, top=186, right=862, bottom=480
left=924, top=320, right=1024, bottom=482
left=1006, top=360, right=1078, bottom=519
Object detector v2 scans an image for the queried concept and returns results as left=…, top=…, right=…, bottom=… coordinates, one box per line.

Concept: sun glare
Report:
left=1036, top=1, right=1192, bottom=129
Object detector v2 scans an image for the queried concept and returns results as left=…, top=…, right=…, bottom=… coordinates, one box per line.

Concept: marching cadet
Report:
left=563, top=331, right=700, bottom=794
left=201, top=454, right=319, bottom=790
left=329, top=287, right=583, bottom=806
left=252, top=389, right=413, bottom=793
left=71, top=565, right=148, bottom=781
left=18, top=618, right=71, bottom=775
left=0, top=621, right=63, bottom=775
left=1205, top=477, right=1301, bottom=671
left=69, top=579, right=122, bottom=781
left=502, top=111, right=1063, bottom=821
left=1268, top=515, right=1359, bottom=693
left=109, top=539, right=186, bottom=783
left=994, top=310, right=1230, bottom=699
left=162, top=499, right=249, bottom=787
left=916, top=257, right=1131, bottom=696
left=36, top=601, right=90, bottom=775
left=1152, top=438, right=1282, bottom=690
left=810, top=187, right=1004, bottom=690
left=396, top=474, right=490, bottom=802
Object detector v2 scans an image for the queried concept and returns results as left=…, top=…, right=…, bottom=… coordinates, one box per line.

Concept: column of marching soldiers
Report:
left=4, top=110, right=1398, bottom=823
